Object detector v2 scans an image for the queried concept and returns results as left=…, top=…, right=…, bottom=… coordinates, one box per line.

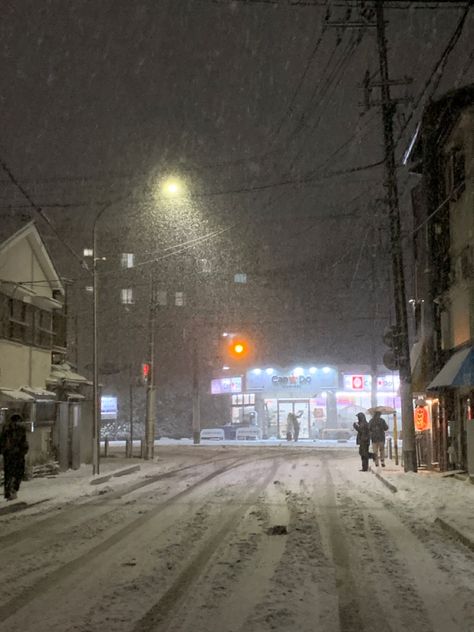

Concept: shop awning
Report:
left=0, top=389, right=35, bottom=402
left=20, top=387, right=57, bottom=400
left=427, top=347, right=474, bottom=389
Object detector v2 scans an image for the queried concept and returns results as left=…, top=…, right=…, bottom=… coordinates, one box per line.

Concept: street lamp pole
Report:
left=91, top=202, right=114, bottom=475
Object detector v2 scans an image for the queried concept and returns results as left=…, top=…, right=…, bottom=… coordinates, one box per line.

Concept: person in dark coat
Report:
left=353, top=412, right=370, bottom=471
left=368, top=411, right=389, bottom=467
left=0, top=413, right=29, bottom=500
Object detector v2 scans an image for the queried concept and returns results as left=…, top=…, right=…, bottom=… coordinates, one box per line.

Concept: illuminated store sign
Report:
left=211, top=377, right=242, bottom=395
left=343, top=374, right=400, bottom=392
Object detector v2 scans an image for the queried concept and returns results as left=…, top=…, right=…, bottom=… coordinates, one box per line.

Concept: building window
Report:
left=156, top=290, right=167, bottom=306
left=121, top=253, right=134, bottom=268
left=83, top=248, right=93, bottom=257
left=234, top=273, right=247, bottom=284
left=8, top=299, right=33, bottom=344
left=121, top=288, right=134, bottom=305
left=175, top=291, right=185, bottom=307
left=85, top=286, right=93, bottom=293
left=34, top=309, right=53, bottom=349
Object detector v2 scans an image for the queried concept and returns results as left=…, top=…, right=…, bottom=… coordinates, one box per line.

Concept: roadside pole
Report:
left=192, top=336, right=201, bottom=445
left=144, top=271, right=157, bottom=460
left=375, top=0, right=416, bottom=472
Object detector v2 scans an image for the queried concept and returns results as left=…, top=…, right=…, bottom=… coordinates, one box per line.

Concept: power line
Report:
left=0, top=153, right=90, bottom=273
left=395, top=0, right=473, bottom=148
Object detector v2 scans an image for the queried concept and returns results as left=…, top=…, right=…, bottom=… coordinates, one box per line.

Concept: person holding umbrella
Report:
left=369, top=410, right=389, bottom=467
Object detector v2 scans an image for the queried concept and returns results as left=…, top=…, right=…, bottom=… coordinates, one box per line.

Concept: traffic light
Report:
left=382, top=325, right=400, bottom=371
left=221, top=333, right=254, bottom=367
left=141, top=362, right=151, bottom=385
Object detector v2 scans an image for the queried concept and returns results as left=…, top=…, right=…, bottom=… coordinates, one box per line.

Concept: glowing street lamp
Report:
left=162, top=177, right=183, bottom=197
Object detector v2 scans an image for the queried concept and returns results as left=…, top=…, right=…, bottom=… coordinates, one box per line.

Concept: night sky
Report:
left=1, top=1, right=472, bottom=364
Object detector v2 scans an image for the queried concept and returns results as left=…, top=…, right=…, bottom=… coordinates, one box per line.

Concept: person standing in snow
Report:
left=369, top=411, right=389, bottom=467
left=353, top=412, right=370, bottom=471
left=0, top=412, right=29, bottom=501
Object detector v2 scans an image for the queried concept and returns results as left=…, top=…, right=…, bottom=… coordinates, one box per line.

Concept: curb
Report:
left=435, top=516, right=474, bottom=553
left=90, top=464, right=141, bottom=485
left=370, top=467, right=398, bottom=493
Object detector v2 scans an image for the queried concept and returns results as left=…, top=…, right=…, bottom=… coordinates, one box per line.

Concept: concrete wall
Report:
left=0, top=340, right=51, bottom=389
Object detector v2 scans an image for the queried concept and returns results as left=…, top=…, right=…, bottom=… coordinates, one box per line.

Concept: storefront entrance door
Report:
left=277, top=400, right=310, bottom=440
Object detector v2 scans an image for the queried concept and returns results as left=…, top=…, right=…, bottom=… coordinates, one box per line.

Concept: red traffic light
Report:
left=226, top=337, right=251, bottom=361
left=142, top=363, right=151, bottom=380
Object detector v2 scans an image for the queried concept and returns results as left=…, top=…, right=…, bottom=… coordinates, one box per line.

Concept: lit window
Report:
left=121, top=253, right=134, bottom=268
left=234, top=273, right=247, bottom=284
left=85, top=286, right=93, bottom=293
left=175, top=291, right=185, bottom=306
left=121, top=288, right=134, bottom=305
left=83, top=248, right=93, bottom=257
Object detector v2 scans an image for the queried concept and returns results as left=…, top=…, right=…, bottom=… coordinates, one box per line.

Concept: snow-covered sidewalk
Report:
left=372, top=459, right=474, bottom=552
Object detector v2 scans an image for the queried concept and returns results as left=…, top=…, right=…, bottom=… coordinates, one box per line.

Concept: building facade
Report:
left=0, top=222, right=90, bottom=467
left=407, top=85, right=474, bottom=473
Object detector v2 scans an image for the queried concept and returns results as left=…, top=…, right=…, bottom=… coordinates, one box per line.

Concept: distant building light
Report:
left=293, top=367, right=304, bottom=376
left=309, top=367, right=318, bottom=374
left=121, top=253, right=134, bottom=268
left=266, top=368, right=274, bottom=375
left=85, top=286, right=93, bottom=293
left=234, top=273, right=247, bottom=284
left=322, top=367, right=331, bottom=374
left=175, top=291, right=185, bottom=306
left=320, top=391, right=328, bottom=398
left=83, top=248, right=93, bottom=257
left=222, top=365, right=230, bottom=371
left=222, top=332, right=229, bottom=337
left=121, top=288, right=134, bottom=305
left=253, top=368, right=262, bottom=375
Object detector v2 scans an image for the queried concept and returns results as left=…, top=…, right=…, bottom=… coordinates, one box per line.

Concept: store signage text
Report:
left=272, top=375, right=312, bottom=386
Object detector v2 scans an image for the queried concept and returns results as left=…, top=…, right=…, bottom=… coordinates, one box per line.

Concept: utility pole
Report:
left=192, top=335, right=201, bottom=445
left=129, top=364, right=134, bottom=458
left=144, top=271, right=157, bottom=460
left=374, top=0, right=416, bottom=472
left=327, top=2, right=416, bottom=471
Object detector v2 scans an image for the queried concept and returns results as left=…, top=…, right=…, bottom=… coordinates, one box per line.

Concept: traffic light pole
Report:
left=375, top=1, right=416, bottom=472
left=144, top=270, right=157, bottom=460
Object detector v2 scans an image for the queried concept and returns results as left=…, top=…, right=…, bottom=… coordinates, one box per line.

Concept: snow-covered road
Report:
left=1, top=447, right=473, bottom=632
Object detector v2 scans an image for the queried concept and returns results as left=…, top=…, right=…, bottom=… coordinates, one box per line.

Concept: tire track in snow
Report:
left=317, top=457, right=385, bottom=632
left=0, top=456, right=263, bottom=626
left=130, top=458, right=282, bottom=632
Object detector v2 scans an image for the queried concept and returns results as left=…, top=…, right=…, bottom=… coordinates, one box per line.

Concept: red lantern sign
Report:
left=351, top=375, right=364, bottom=390
left=414, top=406, right=430, bottom=432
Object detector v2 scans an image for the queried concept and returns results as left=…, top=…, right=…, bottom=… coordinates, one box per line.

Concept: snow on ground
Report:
left=1, top=445, right=473, bottom=632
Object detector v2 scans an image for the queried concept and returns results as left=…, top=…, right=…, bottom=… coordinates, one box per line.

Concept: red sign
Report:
left=351, top=375, right=364, bottom=391
left=414, top=406, right=430, bottom=432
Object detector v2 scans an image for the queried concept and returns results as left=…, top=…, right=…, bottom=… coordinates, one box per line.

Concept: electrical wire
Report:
left=0, top=154, right=90, bottom=273
left=395, top=0, right=473, bottom=149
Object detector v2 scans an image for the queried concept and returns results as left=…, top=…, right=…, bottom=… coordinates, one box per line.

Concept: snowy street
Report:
left=1, top=446, right=474, bottom=632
